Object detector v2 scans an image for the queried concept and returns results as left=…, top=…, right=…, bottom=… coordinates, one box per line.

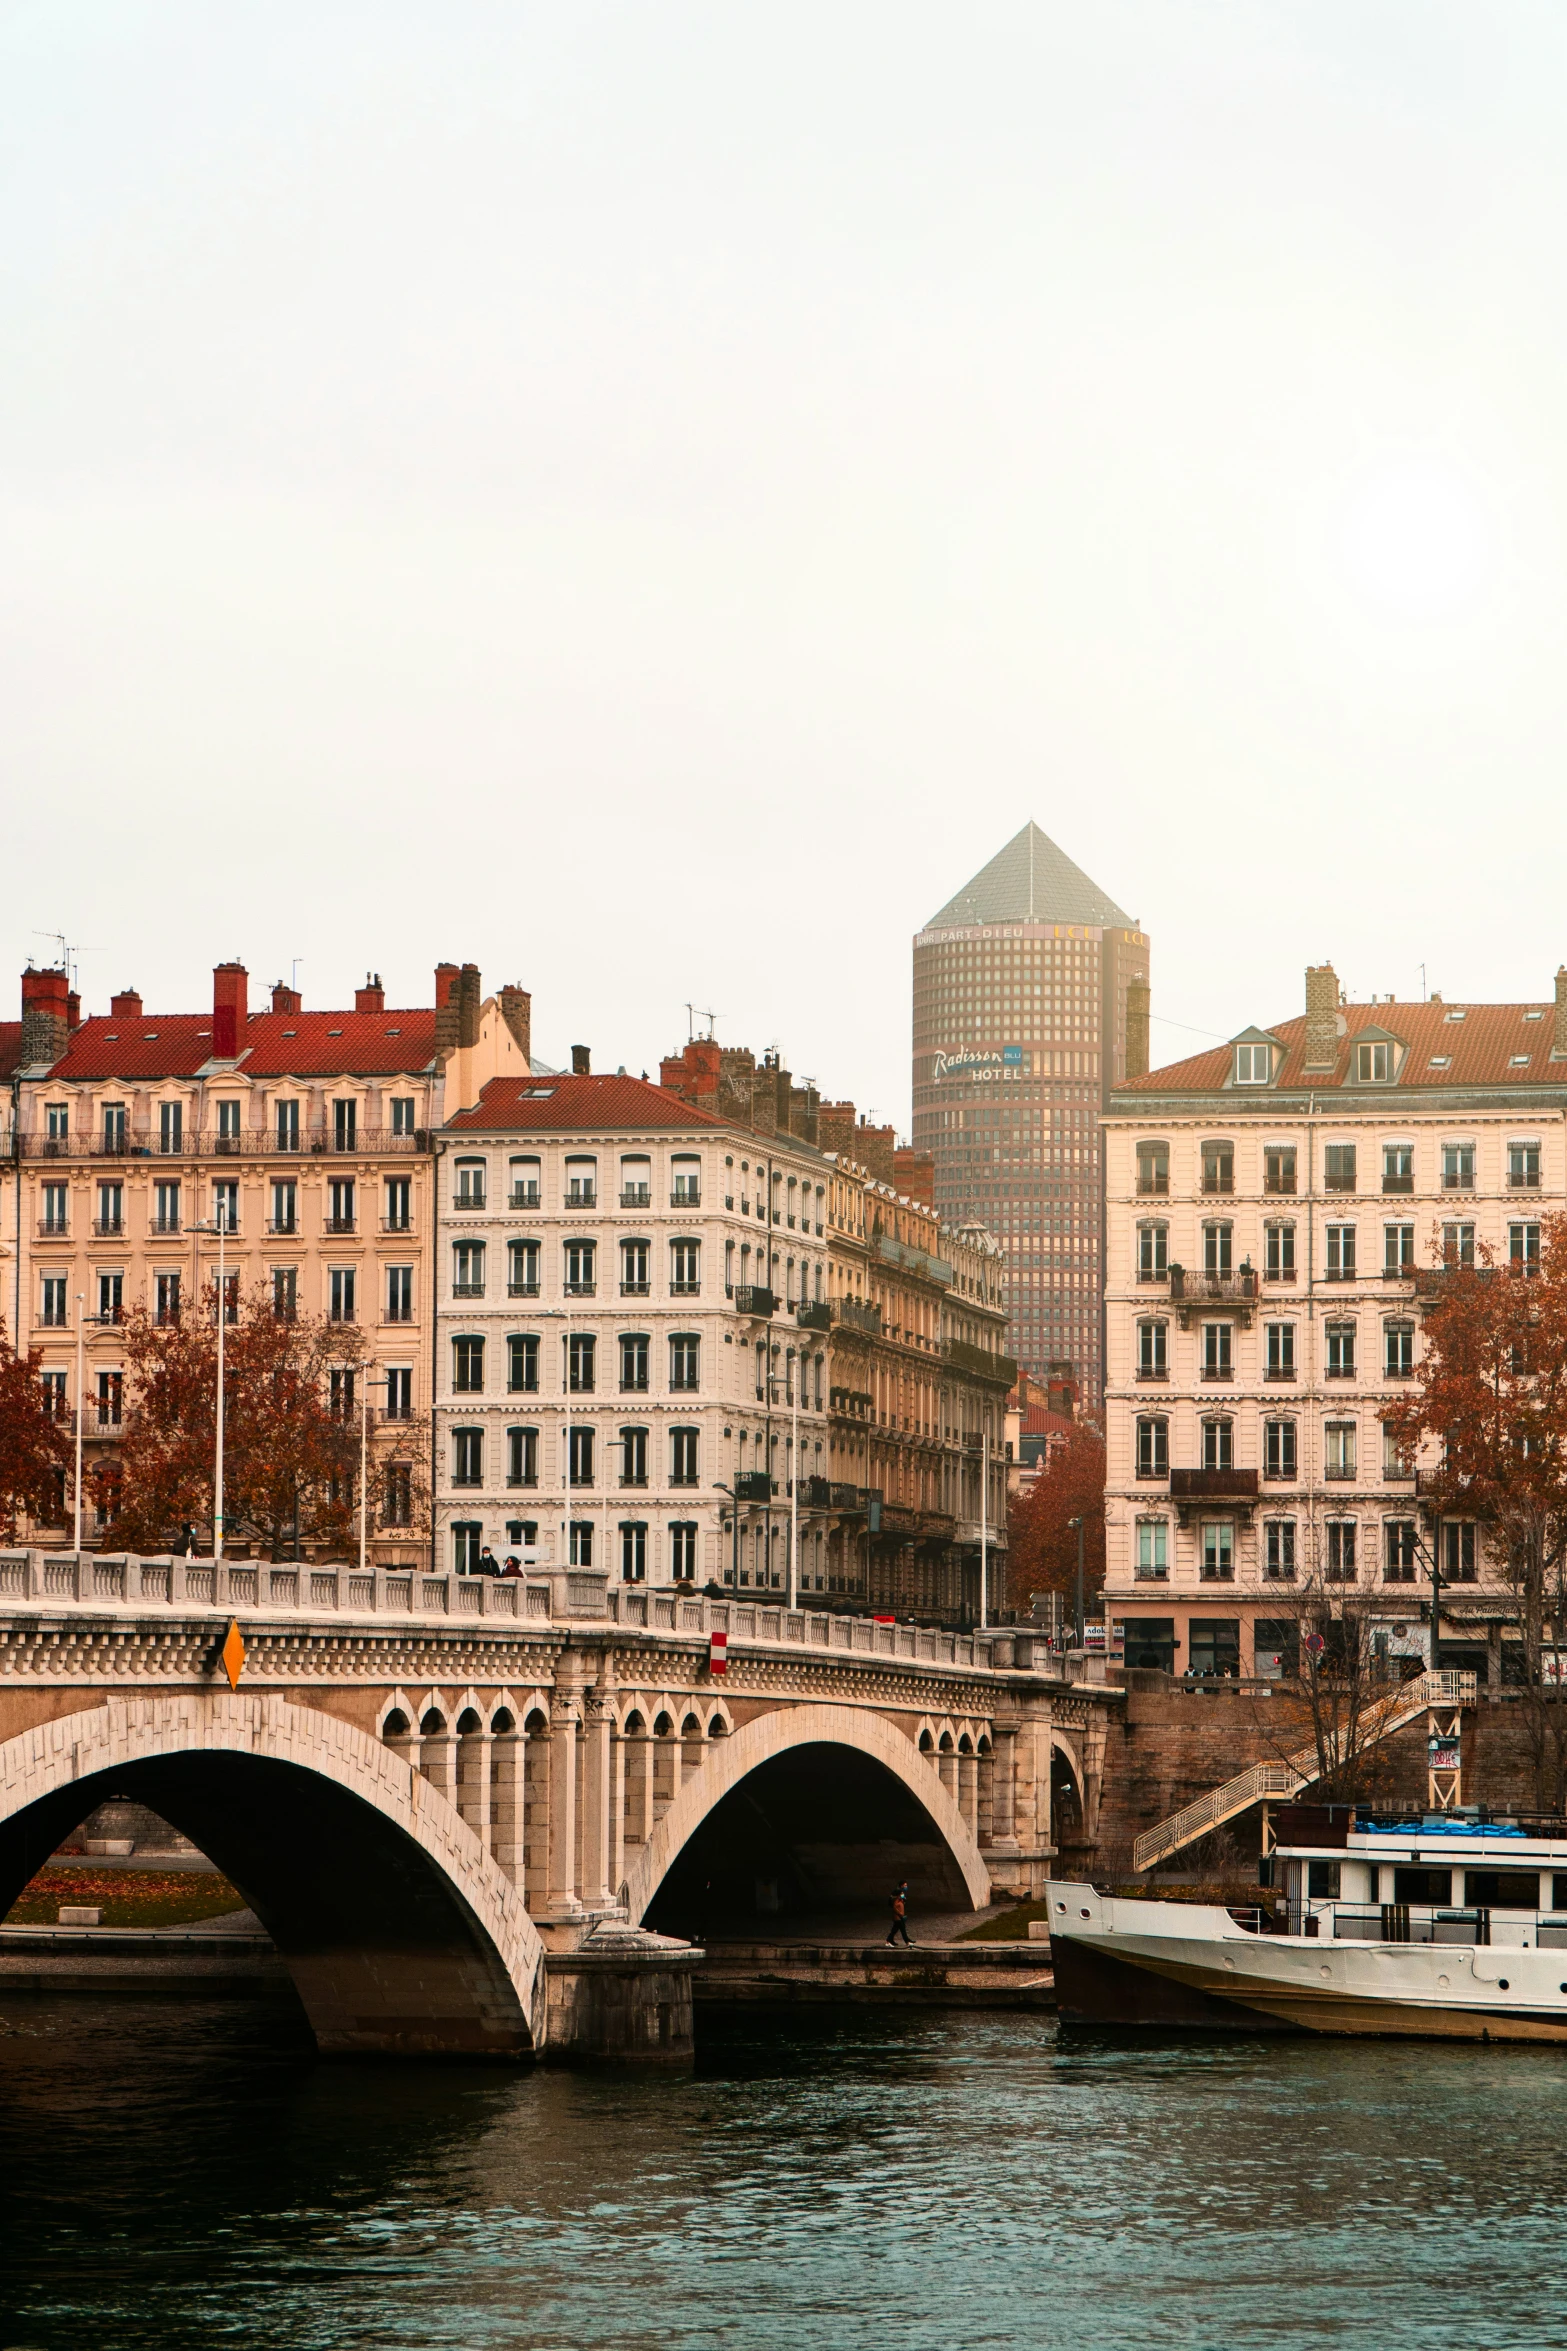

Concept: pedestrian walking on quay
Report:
left=886, top=1882, right=914, bottom=1946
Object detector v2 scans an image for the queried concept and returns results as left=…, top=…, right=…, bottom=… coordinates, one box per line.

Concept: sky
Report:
left=7, top=2, right=1567, bottom=1123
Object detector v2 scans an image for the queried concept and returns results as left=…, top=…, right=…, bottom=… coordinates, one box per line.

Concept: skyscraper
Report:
left=911, top=822, right=1149, bottom=1401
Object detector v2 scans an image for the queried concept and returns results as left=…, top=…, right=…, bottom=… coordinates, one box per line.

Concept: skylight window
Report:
left=524, top=1086, right=556, bottom=1098
left=385, top=1026, right=401, bottom=1034
left=1444, top=1010, right=1466, bottom=1023
left=1511, top=1054, right=1531, bottom=1066
left=281, top=1029, right=296, bottom=1037
left=1429, top=1055, right=1452, bottom=1068
left=328, top=1027, right=342, bottom=1036
left=1524, top=1010, right=1544, bottom=1021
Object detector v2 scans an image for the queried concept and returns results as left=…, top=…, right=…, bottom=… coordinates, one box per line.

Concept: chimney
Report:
left=458, top=962, right=482, bottom=1051
left=212, top=962, right=248, bottom=1059
left=1125, top=978, right=1150, bottom=1082
left=110, top=989, right=142, bottom=1020
left=355, top=972, right=385, bottom=1014
left=893, top=1143, right=935, bottom=1206
left=571, top=1044, right=591, bottom=1075
left=20, top=965, right=70, bottom=1066
left=499, top=984, right=532, bottom=1063
left=434, top=962, right=461, bottom=1054
left=271, top=980, right=301, bottom=1014
left=1303, top=963, right=1340, bottom=1072
left=1555, top=968, right=1567, bottom=1060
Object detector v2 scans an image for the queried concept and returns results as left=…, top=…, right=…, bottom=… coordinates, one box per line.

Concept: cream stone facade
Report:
left=1103, top=963, right=1567, bottom=1684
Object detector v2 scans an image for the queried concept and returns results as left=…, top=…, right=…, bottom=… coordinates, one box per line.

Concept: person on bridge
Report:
left=500, top=1554, right=523, bottom=1577
left=477, top=1547, right=500, bottom=1576
left=886, top=1883, right=914, bottom=1946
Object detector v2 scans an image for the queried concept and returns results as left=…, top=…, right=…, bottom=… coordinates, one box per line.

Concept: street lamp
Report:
left=767, top=1355, right=801, bottom=1611
left=712, top=1481, right=742, bottom=1596
left=359, top=1372, right=391, bottom=1577
left=73, top=1291, right=85, bottom=1553
left=1068, top=1514, right=1085, bottom=1648
left=190, top=1205, right=232, bottom=1557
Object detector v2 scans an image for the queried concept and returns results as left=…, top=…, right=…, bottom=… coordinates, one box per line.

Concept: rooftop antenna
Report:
left=33, top=930, right=81, bottom=988
left=291, top=958, right=302, bottom=993
left=686, top=1002, right=720, bottom=1042
left=1420, top=963, right=1427, bottom=1002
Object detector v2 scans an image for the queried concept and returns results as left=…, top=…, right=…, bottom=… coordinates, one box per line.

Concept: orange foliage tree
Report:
left=1006, top=1422, right=1106, bottom=1616
left=0, top=1317, right=72, bottom=1540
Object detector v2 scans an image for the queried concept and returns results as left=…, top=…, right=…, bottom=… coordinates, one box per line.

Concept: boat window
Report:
left=1554, top=1874, right=1567, bottom=1911
left=1463, top=1869, right=1543, bottom=1911
left=1392, top=1867, right=1452, bottom=1906
left=1307, top=1861, right=1340, bottom=1899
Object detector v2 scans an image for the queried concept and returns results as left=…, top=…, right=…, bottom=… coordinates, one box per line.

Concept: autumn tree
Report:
left=1381, top=1212, right=1567, bottom=1809
left=108, top=1282, right=428, bottom=1561
left=1006, top=1421, right=1105, bottom=1618
left=1251, top=1573, right=1407, bottom=1803
left=0, top=1317, right=72, bottom=1541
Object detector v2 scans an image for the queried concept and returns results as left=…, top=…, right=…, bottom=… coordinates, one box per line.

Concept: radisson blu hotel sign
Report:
left=932, top=1045, right=1025, bottom=1084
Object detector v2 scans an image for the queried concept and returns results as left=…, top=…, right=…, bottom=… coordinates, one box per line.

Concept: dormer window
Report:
left=1443, top=1009, right=1466, bottom=1023
left=1234, top=1042, right=1271, bottom=1085
left=1356, top=1040, right=1393, bottom=1082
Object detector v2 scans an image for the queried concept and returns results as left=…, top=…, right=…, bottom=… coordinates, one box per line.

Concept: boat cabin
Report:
left=1273, top=1804, right=1567, bottom=1949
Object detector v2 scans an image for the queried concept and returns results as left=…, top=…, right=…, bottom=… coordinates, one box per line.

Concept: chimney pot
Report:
left=499, top=984, right=532, bottom=1064
left=1125, top=977, right=1151, bottom=1082
left=354, top=973, right=386, bottom=1014
left=110, top=988, right=142, bottom=1019
left=1554, top=967, right=1567, bottom=1059
left=271, top=981, right=301, bottom=1014
left=571, top=1044, right=591, bottom=1076
left=1303, top=962, right=1340, bottom=1072
left=212, top=962, right=248, bottom=1059
left=19, top=965, right=71, bottom=1065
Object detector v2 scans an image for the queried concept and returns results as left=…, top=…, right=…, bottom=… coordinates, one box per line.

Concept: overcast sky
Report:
left=7, top=3, right=1567, bottom=1120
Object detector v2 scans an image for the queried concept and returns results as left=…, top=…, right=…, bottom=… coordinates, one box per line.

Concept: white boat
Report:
left=1048, top=1807, right=1567, bottom=2041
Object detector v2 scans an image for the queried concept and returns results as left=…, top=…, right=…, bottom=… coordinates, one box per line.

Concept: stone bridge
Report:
left=0, top=1551, right=1115, bottom=2058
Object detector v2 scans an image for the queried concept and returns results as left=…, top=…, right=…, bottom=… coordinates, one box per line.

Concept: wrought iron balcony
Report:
left=566, top=1188, right=597, bottom=1209
left=836, top=1295, right=881, bottom=1337
left=670, top=1188, right=700, bottom=1208
left=620, top=1186, right=651, bottom=1207
left=510, top=1187, right=540, bottom=1209
left=795, top=1300, right=832, bottom=1331
left=733, top=1285, right=775, bottom=1318
left=323, top=1217, right=357, bottom=1235
left=733, top=1471, right=774, bottom=1503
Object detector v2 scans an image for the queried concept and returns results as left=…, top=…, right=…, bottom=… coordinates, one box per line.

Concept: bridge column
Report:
left=976, top=1741, right=993, bottom=1846
left=457, top=1713, right=491, bottom=1841
left=490, top=1721, right=525, bottom=1885
left=523, top=1709, right=551, bottom=1912
left=958, top=1748, right=978, bottom=1837
left=607, top=1719, right=627, bottom=1904
left=989, top=1723, right=1019, bottom=1853
left=937, top=1739, right=957, bottom=1803
left=579, top=1692, right=616, bottom=1911
left=421, top=1709, right=457, bottom=1805
left=625, top=1730, right=655, bottom=1849
left=546, top=1694, right=582, bottom=1916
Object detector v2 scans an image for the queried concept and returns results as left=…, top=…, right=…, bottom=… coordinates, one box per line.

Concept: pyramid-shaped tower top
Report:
left=923, top=820, right=1132, bottom=932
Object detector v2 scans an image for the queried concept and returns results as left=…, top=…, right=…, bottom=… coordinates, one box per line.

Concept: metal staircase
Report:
left=1130, top=1670, right=1478, bottom=1873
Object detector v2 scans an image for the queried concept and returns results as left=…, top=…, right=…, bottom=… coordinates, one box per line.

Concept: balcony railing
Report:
left=510, top=1187, right=540, bottom=1210
left=452, top=1282, right=486, bottom=1299
left=36, top=1221, right=69, bottom=1238
left=1169, top=1269, right=1257, bottom=1306
left=323, top=1217, right=357, bottom=1236
left=671, top=1189, right=700, bottom=1208
left=267, top=1219, right=298, bottom=1236
left=796, top=1300, right=832, bottom=1332
left=564, top=1280, right=596, bottom=1297
left=733, top=1285, right=775, bottom=1319
left=733, top=1471, right=774, bottom=1503
left=92, top=1219, right=124, bottom=1237
left=508, top=1281, right=540, bottom=1299
left=620, top=1187, right=651, bottom=1208
left=452, top=1193, right=486, bottom=1213
left=566, top=1189, right=597, bottom=1209
left=18, top=1126, right=428, bottom=1160
left=1382, top=1175, right=1414, bottom=1194
left=1169, top=1467, right=1261, bottom=1501
left=836, top=1295, right=880, bottom=1336
left=381, top=1216, right=413, bottom=1234
left=620, top=1279, right=650, bottom=1296
left=151, top=1217, right=182, bottom=1236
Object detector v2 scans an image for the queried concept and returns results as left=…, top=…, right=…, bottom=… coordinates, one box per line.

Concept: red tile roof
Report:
left=1119, top=1002, right=1567, bottom=1096
left=43, top=1009, right=440, bottom=1082
left=0, top=1022, right=24, bottom=1081
left=447, top=1072, right=727, bottom=1132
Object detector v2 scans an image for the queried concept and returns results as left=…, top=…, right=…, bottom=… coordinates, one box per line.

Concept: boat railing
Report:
left=1322, top=1904, right=1567, bottom=1947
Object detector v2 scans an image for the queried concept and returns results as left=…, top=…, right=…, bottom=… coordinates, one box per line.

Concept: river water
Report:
left=2, top=1995, right=1565, bottom=2350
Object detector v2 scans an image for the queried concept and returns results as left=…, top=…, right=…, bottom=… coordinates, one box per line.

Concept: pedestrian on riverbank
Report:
left=886, top=1882, right=914, bottom=1946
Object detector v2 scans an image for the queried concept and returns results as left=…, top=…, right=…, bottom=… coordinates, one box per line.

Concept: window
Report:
left=670, top=1333, right=700, bottom=1392
left=1385, top=1321, right=1414, bottom=1377
left=216, top=1099, right=241, bottom=1144
left=1383, top=1424, right=1413, bottom=1481
left=329, top=1367, right=356, bottom=1420
left=155, top=1272, right=180, bottom=1325
left=1265, top=1322, right=1295, bottom=1379
left=1264, top=1420, right=1297, bottom=1481
left=43, top=1102, right=68, bottom=1145
left=510, top=1156, right=541, bottom=1208
left=619, top=1333, right=649, bottom=1392
left=1136, top=1141, right=1168, bottom=1196
left=275, top=1099, right=300, bottom=1152
left=1264, top=1146, right=1296, bottom=1196
left=565, top=1239, right=595, bottom=1296
left=1356, top=1041, right=1392, bottom=1083
left=1325, top=1321, right=1356, bottom=1378
left=454, top=1159, right=486, bottom=1209
left=1135, top=1418, right=1168, bottom=1478
left=1135, top=1520, right=1168, bottom=1580
left=1325, top=1224, right=1356, bottom=1281
left=1265, top=1520, right=1296, bottom=1580
left=333, top=1098, right=357, bottom=1152
left=569, top=1521, right=594, bottom=1566
left=383, top=1464, right=413, bottom=1526
left=1442, top=1142, right=1474, bottom=1191
left=508, top=1334, right=539, bottom=1393
left=1509, top=1142, right=1541, bottom=1190
left=670, top=1238, right=700, bottom=1295
left=1442, top=1522, right=1478, bottom=1583
left=568, top=1333, right=596, bottom=1393
left=1200, top=1523, right=1234, bottom=1581
left=1324, top=1144, right=1357, bottom=1192
left=453, top=1336, right=485, bottom=1392
left=621, top=1238, right=650, bottom=1295
left=154, top=1180, right=181, bottom=1234
left=1510, top=1223, right=1541, bottom=1274
left=670, top=1426, right=699, bottom=1486
left=102, top=1103, right=126, bottom=1153
left=1201, top=1141, right=1233, bottom=1195
left=386, top=1265, right=413, bottom=1322
left=272, top=1267, right=297, bottom=1321
left=96, top=1181, right=123, bottom=1235
left=1201, top=1323, right=1232, bottom=1380
left=159, top=1100, right=183, bottom=1154
left=452, top=1428, right=484, bottom=1486
left=508, top=1239, right=539, bottom=1297
left=208, top=1179, right=238, bottom=1233
left=672, top=1155, right=701, bottom=1206
left=390, top=1096, right=415, bottom=1137
left=1324, top=1422, right=1357, bottom=1479
left=1264, top=1221, right=1296, bottom=1281
left=97, top=1273, right=122, bottom=1325
left=1136, top=1321, right=1167, bottom=1379
left=271, top=1180, right=297, bottom=1235
left=384, top=1176, right=411, bottom=1232
left=565, top=1156, right=597, bottom=1206
left=671, top=1522, right=698, bottom=1581
left=620, top=1522, right=647, bottom=1582
left=1385, top=1520, right=1418, bottom=1583
left=39, top=1180, right=67, bottom=1234
left=41, top=1370, right=67, bottom=1421
left=619, top=1155, right=651, bottom=1207
left=619, top=1426, right=648, bottom=1486
left=1325, top=1521, right=1357, bottom=1581
left=1234, top=1042, right=1271, bottom=1085
left=1385, top=1223, right=1414, bottom=1276
left=1442, top=1222, right=1475, bottom=1268
left=1137, top=1222, right=1168, bottom=1281
left=1382, top=1144, right=1413, bottom=1194
left=1202, top=1418, right=1233, bottom=1471
left=452, top=1240, right=485, bottom=1297
left=329, top=1268, right=356, bottom=1323
left=568, top=1426, right=595, bottom=1486
left=1194, top=1221, right=1229, bottom=1280
left=507, top=1427, right=538, bottom=1487
left=453, top=1522, right=482, bottom=1573
left=384, top=1367, right=413, bottom=1418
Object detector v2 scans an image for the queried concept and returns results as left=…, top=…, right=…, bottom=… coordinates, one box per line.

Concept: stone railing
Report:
left=0, top=1550, right=1055, bottom=1676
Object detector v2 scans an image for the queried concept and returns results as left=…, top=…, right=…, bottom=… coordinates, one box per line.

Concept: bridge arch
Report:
left=0, top=1692, right=543, bottom=2058
left=626, top=1701, right=991, bottom=1928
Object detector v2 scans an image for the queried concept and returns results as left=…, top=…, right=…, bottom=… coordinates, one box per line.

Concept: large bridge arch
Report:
left=0, top=1693, right=543, bottom=2057
left=625, top=1702, right=992, bottom=1928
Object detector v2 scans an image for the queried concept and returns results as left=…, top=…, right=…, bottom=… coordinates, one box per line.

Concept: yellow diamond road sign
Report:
left=220, top=1618, right=246, bottom=1690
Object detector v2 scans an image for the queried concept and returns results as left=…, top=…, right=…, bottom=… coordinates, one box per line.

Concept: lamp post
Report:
left=1068, top=1513, right=1085, bottom=1648
left=73, top=1291, right=85, bottom=1553
left=768, top=1356, right=801, bottom=1611
left=359, top=1372, right=391, bottom=1577
left=713, top=1481, right=741, bottom=1597
left=979, top=1425, right=989, bottom=1630
left=190, top=1207, right=231, bottom=1557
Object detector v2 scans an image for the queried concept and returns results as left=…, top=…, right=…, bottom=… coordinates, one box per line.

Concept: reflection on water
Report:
left=2, top=1996, right=1566, bottom=2348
